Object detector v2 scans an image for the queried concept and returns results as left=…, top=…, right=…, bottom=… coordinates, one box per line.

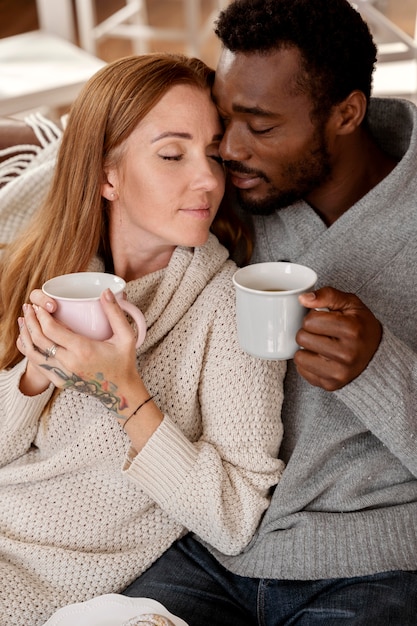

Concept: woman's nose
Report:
left=190, top=160, right=223, bottom=192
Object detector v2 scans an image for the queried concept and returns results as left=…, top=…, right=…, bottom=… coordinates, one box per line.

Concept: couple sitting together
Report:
left=0, top=1, right=416, bottom=625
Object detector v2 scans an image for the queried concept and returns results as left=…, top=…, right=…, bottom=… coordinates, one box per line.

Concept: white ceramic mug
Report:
left=42, top=272, right=147, bottom=348
left=233, top=262, right=318, bottom=360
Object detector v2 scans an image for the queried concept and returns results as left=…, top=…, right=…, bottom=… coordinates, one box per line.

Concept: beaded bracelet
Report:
left=122, top=394, right=157, bottom=431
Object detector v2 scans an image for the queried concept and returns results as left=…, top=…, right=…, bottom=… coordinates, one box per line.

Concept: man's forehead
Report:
left=216, top=48, right=239, bottom=75
left=215, top=48, right=266, bottom=84
left=214, top=47, right=303, bottom=107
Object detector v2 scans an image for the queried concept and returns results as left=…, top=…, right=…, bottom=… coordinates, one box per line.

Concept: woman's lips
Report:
left=180, top=205, right=211, bottom=219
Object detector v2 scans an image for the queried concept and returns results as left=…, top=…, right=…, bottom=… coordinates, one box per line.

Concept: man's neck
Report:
left=306, top=128, right=398, bottom=226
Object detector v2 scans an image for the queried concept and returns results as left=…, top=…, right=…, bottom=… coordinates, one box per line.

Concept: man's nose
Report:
left=220, top=124, right=251, bottom=162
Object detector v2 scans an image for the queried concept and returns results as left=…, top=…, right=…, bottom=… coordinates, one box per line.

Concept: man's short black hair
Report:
left=215, top=0, right=377, bottom=114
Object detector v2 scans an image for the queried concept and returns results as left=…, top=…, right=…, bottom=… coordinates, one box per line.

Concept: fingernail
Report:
left=22, top=303, right=29, bottom=313
left=46, top=301, right=55, bottom=312
left=104, top=288, right=116, bottom=302
left=18, top=317, right=24, bottom=329
left=301, top=292, right=316, bottom=300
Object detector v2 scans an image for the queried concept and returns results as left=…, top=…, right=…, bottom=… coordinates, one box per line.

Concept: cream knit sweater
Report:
left=0, top=234, right=285, bottom=626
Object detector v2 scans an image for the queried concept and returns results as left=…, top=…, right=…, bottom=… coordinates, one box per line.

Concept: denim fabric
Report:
left=123, top=535, right=417, bottom=625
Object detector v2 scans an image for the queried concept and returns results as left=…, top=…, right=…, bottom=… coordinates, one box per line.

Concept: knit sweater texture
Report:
left=0, top=234, right=285, bottom=625
left=206, top=97, right=417, bottom=580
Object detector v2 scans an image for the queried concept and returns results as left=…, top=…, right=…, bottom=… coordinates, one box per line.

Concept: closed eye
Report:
left=249, top=125, right=274, bottom=135
left=159, top=154, right=183, bottom=161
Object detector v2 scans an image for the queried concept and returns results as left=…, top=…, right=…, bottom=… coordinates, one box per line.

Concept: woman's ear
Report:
left=101, top=169, right=119, bottom=201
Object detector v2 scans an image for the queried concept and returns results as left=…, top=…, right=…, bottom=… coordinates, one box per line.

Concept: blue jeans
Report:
left=123, top=534, right=417, bottom=625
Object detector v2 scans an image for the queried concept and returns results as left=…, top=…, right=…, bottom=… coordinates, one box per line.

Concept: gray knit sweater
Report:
left=208, top=97, right=417, bottom=580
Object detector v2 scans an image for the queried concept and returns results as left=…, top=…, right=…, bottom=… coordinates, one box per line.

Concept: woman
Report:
left=0, top=54, right=285, bottom=626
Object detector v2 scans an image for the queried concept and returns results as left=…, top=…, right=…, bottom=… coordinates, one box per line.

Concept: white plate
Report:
left=42, top=594, right=189, bottom=626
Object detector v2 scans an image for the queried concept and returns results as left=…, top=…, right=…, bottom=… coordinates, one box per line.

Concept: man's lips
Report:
left=228, top=171, right=264, bottom=189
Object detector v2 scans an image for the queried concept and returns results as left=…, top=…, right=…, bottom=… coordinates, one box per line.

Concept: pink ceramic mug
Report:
left=42, top=272, right=146, bottom=348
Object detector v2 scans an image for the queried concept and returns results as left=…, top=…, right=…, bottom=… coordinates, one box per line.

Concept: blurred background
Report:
left=1, top=0, right=417, bottom=119
left=0, top=0, right=224, bottom=66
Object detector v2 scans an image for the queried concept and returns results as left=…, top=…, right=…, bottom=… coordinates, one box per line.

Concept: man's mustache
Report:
left=223, top=160, right=270, bottom=183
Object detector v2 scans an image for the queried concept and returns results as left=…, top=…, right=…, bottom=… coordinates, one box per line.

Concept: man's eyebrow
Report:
left=232, top=104, right=275, bottom=116
left=151, top=131, right=223, bottom=143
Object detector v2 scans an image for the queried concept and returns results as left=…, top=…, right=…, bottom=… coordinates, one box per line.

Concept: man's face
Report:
left=213, top=47, right=333, bottom=215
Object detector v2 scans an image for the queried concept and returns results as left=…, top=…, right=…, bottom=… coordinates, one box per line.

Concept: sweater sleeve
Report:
left=0, top=358, right=54, bottom=465
left=335, top=326, right=417, bottom=477
left=123, top=273, right=286, bottom=556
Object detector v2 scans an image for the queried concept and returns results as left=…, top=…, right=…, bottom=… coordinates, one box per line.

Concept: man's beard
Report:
left=235, top=187, right=306, bottom=216
left=226, top=127, right=332, bottom=216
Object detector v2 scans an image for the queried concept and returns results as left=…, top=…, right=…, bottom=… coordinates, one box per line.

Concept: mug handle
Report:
left=118, top=300, right=147, bottom=348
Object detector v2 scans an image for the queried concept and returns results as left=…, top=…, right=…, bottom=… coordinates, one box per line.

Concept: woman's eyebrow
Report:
left=151, top=131, right=192, bottom=143
left=152, top=132, right=223, bottom=143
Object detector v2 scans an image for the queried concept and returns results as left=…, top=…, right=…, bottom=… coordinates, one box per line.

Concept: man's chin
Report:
left=236, top=189, right=296, bottom=216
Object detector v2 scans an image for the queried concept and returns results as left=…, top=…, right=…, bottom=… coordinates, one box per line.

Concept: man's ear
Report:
left=331, top=90, right=368, bottom=136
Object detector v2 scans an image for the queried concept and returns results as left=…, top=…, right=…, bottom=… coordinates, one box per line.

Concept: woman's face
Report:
left=103, top=84, right=225, bottom=257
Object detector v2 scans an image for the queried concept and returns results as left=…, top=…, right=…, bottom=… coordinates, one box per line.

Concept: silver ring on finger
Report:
left=45, top=343, right=58, bottom=361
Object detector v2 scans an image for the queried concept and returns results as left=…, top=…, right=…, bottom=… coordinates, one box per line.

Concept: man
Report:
left=122, top=0, right=417, bottom=624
